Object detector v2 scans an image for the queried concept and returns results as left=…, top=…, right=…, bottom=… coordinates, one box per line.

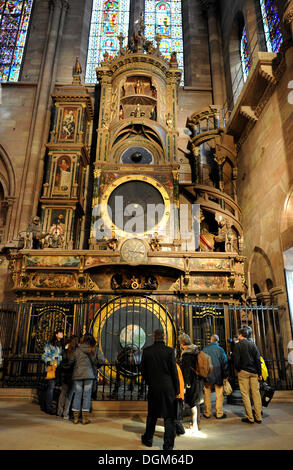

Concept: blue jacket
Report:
left=202, top=342, right=229, bottom=386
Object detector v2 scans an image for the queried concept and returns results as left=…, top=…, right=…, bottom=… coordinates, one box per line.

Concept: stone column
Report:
left=129, top=0, right=145, bottom=38
left=284, top=0, right=293, bottom=40
left=202, top=1, right=225, bottom=106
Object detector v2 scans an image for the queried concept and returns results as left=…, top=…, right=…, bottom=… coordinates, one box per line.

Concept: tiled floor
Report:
left=0, top=399, right=293, bottom=451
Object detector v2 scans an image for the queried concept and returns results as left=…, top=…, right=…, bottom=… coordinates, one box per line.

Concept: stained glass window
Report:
left=85, top=0, right=130, bottom=83
left=145, top=0, right=184, bottom=85
left=0, top=0, right=33, bottom=82
left=260, top=0, right=283, bottom=53
left=240, top=27, right=251, bottom=81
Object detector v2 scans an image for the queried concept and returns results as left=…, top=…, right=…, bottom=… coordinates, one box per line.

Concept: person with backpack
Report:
left=179, top=333, right=209, bottom=436
left=202, top=334, right=229, bottom=419
left=57, top=335, right=79, bottom=419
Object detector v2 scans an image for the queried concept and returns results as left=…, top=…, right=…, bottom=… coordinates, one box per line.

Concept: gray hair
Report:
left=211, top=334, right=219, bottom=342
left=179, top=333, right=191, bottom=346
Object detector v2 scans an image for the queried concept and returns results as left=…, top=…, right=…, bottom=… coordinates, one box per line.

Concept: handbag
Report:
left=223, top=379, right=233, bottom=396
left=175, top=397, right=184, bottom=421
left=260, top=381, right=274, bottom=407
left=45, top=360, right=57, bottom=380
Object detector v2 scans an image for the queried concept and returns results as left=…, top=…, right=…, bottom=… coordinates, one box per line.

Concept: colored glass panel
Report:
left=240, top=27, right=251, bottom=81
left=260, top=0, right=283, bottom=53
left=85, top=0, right=130, bottom=83
left=0, top=0, right=33, bottom=82
left=145, top=0, right=184, bottom=85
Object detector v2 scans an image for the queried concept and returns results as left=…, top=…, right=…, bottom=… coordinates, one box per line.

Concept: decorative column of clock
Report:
left=40, top=84, right=93, bottom=250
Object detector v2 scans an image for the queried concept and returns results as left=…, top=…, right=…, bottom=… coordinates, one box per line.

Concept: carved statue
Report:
left=135, top=80, right=142, bottom=94
left=170, top=51, right=177, bottom=63
left=25, top=216, right=47, bottom=249
left=149, top=232, right=161, bottom=251
left=166, top=113, right=173, bottom=128
left=119, top=105, right=125, bottom=120
left=73, top=56, right=82, bottom=75
left=200, top=228, right=215, bottom=252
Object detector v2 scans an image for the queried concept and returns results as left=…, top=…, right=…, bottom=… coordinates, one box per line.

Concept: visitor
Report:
left=69, top=333, right=101, bottom=424
left=57, top=335, right=79, bottom=419
left=140, top=329, right=179, bottom=451
left=233, top=327, right=263, bottom=424
left=178, top=333, right=204, bottom=436
left=202, top=334, right=229, bottom=419
left=41, top=328, right=64, bottom=415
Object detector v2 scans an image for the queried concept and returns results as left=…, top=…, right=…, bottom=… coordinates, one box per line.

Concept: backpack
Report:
left=191, top=350, right=213, bottom=378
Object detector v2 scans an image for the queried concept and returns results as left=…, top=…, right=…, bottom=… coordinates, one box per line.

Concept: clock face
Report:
left=107, top=180, right=165, bottom=233
left=120, top=238, right=148, bottom=264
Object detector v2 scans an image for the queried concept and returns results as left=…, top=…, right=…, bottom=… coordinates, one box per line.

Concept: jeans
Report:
left=57, top=383, right=74, bottom=418
left=71, top=379, right=93, bottom=412
left=45, top=379, right=56, bottom=412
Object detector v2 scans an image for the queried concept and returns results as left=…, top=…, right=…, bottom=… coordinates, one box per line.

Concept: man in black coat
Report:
left=140, top=329, right=180, bottom=451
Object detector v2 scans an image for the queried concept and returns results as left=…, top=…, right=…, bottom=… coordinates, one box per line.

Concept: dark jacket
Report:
left=232, top=339, right=262, bottom=376
left=69, top=344, right=97, bottom=381
left=180, top=344, right=204, bottom=408
left=202, top=342, right=229, bottom=386
left=141, top=341, right=179, bottom=418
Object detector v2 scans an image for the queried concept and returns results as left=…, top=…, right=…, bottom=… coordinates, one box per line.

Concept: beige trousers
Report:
left=238, top=369, right=262, bottom=422
left=204, top=383, right=224, bottom=418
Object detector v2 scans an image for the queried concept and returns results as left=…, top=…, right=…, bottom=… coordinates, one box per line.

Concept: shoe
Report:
left=163, top=446, right=173, bottom=450
left=216, top=414, right=227, bottom=420
left=73, top=411, right=80, bottom=424
left=82, top=411, right=91, bottom=425
left=141, top=435, right=152, bottom=447
left=241, top=417, right=254, bottom=424
left=176, top=427, right=185, bottom=435
left=203, top=414, right=211, bottom=419
left=254, top=418, right=262, bottom=424
left=46, top=409, right=56, bottom=415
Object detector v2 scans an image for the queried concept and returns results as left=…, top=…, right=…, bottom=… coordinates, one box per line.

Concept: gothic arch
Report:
left=0, top=144, right=16, bottom=243
left=0, top=144, right=16, bottom=198
left=248, top=246, right=276, bottom=297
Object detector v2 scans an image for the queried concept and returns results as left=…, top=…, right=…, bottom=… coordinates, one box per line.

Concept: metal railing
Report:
left=0, top=297, right=292, bottom=399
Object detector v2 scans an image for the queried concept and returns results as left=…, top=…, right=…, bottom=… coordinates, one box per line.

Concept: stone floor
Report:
left=0, top=398, right=293, bottom=451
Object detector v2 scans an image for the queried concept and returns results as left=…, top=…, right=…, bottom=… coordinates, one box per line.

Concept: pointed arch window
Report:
left=259, top=0, right=283, bottom=53
left=85, top=0, right=130, bottom=83
left=240, top=27, right=251, bottom=81
left=145, top=0, right=184, bottom=85
left=0, top=0, right=34, bottom=82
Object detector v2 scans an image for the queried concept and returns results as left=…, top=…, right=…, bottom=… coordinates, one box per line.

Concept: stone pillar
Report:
left=284, top=0, right=293, bottom=40
left=206, top=2, right=225, bottom=106
left=129, top=0, right=145, bottom=38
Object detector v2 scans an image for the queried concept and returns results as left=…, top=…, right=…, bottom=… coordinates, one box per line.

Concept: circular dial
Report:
left=120, top=238, right=148, bottom=264
left=107, top=180, right=164, bottom=233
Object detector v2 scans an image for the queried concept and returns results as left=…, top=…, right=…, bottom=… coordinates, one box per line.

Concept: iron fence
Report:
left=0, top=296, right=292, bottom=398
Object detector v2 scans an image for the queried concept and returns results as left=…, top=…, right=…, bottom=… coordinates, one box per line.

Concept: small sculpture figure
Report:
left=25, top=216, right=48, bottom=249
left=133, top=103, right=144, bottom=117
left=119, top=105, right=125, bottom=120
left=150, top=85, right=157, bottom=98
left=149, top=232, right=161, bottom=251
left=108, top=238, right=118, bottom=251
left=121, top=85, right=125, bottom=97
left=135, top=80, right=142, bottom=94
left=73, top=56, right=82, bottom=75
left=200, top=228, right=215, bottom=252
left=170, top=51, right=177, bottom=63
left=166, top=113, right=173, bottom=128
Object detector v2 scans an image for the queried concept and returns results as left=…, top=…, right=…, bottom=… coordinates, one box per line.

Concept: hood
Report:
left=181, top=344, right=199, bottom=356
